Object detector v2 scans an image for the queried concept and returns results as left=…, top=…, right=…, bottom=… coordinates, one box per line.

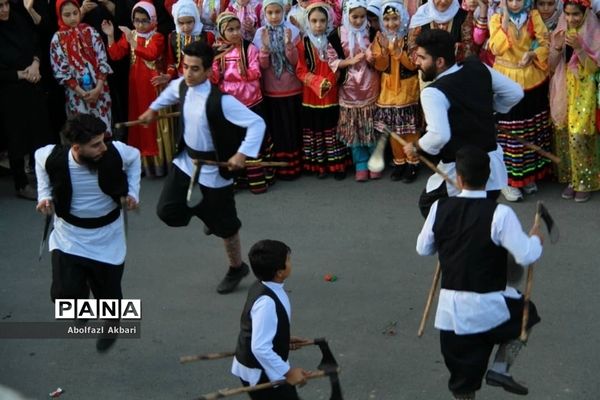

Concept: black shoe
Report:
left=96, top=338, right=117, bottom=353
left=317, top=171, right=327, bottom=179
left=217, top=262, right=250, bottom=294
left=401, top=164, right=418, bottom=183
left=334, top=171, right=347, bottom=180
left=485, top=370, right=528, bottom=395
left=390, top=164, right=407, bottom=181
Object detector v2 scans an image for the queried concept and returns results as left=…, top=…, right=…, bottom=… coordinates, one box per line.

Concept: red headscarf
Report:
left=55, top=0, right=98, bottom=73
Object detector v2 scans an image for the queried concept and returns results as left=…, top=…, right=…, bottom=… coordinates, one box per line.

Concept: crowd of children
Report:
left=3, top=0, right=600, bottom=202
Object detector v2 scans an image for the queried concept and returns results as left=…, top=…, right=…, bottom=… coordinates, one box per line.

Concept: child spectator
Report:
left=102, top=1, right=166, bottom=176
left=372, top=0, right=421, bottom=182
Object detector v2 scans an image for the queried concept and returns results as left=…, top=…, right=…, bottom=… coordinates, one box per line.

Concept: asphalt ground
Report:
left=1, top=167, right=599, bottom=400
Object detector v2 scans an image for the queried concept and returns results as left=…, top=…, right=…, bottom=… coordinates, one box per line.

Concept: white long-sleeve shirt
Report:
left=418, top=63, right=524, bottom=196
left=231, top=281, right=291, bottom=385
left=416, top=190, right=543, bottom=334
left=149, top=78, right=265, bottom=189
left=35, top=142, right=141, bottom=265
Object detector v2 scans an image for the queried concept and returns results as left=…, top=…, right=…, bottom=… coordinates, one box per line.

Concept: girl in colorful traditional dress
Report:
left=489, top=0, right=552, bottom=201
left=212, top=11, right=275, bottom=193
left=372, top=0, right=421, bottom=182
left=159, top=0, right=214, bottom=85
left=296, top=2, right=350, bottom=178
left=102, top=1, right=165, bottom=176
left=549, top=0, right=600, bottom=202
left=253, top=0, right=304, bottom=179
left=51, top=0, right=113, bottom=135
left=408, top=0, right=476, bottom=62
left=327, top=0, right=380, bottom=181
left=227, top=0, right=261, bottom=41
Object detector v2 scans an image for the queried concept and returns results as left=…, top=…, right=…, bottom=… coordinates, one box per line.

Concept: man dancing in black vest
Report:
left=416, top=146, right=543, bottom=399
left=403, top=29, right=524, bottom=217
left=139, top=41, right=265, bottom=294
left=35, top=114, right=141, bottom=352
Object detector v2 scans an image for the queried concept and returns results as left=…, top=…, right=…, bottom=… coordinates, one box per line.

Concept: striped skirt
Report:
left=496, top=80, right=553, bottom=187
left=337, top=102, right=379, bottom=147
left=301, top=104, right=350, bottom=175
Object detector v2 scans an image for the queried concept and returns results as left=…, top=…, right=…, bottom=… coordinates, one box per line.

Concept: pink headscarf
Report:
left=549, top=6, right=600, bottom=125
left=131, top=1, right=157, bottom=38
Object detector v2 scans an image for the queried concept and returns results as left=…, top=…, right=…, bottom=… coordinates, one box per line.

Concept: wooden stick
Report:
left=193, top=159, right=290, bottom=168
left=514, top=137, right=561, bottom=165
left=180, top=339, right=316, bottom=364
left=114, top=111, right=180, bottom=129
left=417, top=261, right=441, bottom=337
left=386, top=130, right=459, bottom=189
left=195, top=369, right=335, bottom=400
left=520, top=204, right=542, bottom=341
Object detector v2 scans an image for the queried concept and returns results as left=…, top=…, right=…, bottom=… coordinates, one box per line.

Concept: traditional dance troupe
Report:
left=1, top=0, right=597, bottom=397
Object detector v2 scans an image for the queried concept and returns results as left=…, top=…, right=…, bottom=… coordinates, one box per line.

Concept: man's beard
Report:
left=78, top=154, right=102, bottom=172
left=420, top=65, right=438, bottom=82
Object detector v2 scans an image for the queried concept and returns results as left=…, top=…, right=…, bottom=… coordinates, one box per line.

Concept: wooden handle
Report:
left=193, top=159, right=290, bottom=168
left=387, top=130, right=459, bottom=189
left=180, top=339, right=315, bottom=364
left=418, top=262, right=441, bottom=337
left=195, top=369, right=333, bottom=400
left=520, top=204, right=542, bottom=341
left=114, top=111, right=180, bottom=129
left=514, top=137, right=561, bottom=164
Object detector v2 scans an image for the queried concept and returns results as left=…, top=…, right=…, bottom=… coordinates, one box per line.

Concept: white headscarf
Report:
left=173, top=0, right=203, bottom=35
left=343, top=0, right=369, bottom=56
left=305, top=2, right=334, bottom=60
left=409, top=0, right=460, bottom=28
left=379, top=0, right=410, bottom=37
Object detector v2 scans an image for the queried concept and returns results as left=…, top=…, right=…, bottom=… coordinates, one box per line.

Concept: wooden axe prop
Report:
left=520, top=201, right=558, bottom=342
left=186, top=159, right=290, bottom=202
left=514, top=137, right=561, bottom=165
left=193, top=338, right=343, bottom=400
left=368, top=126, right=459, bottom=188
left=180, top=337, right=318, bottom=363
left=113, top=111, right=180, bottom=129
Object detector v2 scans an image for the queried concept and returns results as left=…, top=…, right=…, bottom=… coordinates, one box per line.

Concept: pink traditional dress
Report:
left=213, top=12, right=274, bottom=193
left=50, top=0, right=113, bottom=133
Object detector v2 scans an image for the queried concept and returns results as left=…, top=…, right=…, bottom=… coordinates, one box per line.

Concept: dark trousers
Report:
left=440, top=296, right=540, bottom=395
left=240, top=377, right=301, bottom=400
left=51, top=250, right=124, bottom=302
left=418, top=182, right=501, bottom=218
left=156, top=165, right=241, bottom=238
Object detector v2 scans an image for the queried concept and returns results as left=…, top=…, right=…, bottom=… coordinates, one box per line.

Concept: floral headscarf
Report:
left=131, top=1, right=157, bottom=38
left=305, top=2, right=334, bottom=60
left=379, top=0, right=410, bottom=38
left=55, top=0, right=98, bottom=74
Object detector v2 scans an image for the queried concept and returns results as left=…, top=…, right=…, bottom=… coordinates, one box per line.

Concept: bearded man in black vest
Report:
left=35, top=113, right=141, bottom=352
left=403, top=29, right=524, bottom=217
left=139, top=40, right=265, bottom=295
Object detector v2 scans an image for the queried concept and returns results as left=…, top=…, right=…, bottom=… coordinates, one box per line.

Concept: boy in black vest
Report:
left=416, top=146, right=543, bottom=399
left=35, top=114, right=141, bottom=352
left=231, top=240, right=309, bottom=400
left=139, top=41, right=265, bottom=295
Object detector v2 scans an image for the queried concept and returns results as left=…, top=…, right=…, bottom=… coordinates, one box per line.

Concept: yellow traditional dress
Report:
left=489, top=9, right=553, bottom=188
left=549, top=11, right=600, bottom=193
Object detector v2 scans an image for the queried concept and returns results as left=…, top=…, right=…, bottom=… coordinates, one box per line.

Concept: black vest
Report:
left=176, top=81, right=246, bottom=180
left=235, top=280, right=290, bottom=369
left=433, top=197, right=507, bottom=293
left=428, top=57, right=497, bottom=162
left=45, top=143, right=128, bottom=228
left=421, top=8, right=468, bottom=45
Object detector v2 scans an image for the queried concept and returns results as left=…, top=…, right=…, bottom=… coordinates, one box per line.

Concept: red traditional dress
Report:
left=108, top=29, right=165, bottom=158
left=296, top=34, right=349, bottom=177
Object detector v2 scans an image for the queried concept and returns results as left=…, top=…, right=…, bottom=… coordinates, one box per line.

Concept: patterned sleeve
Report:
left=90, top=27, right=113, bottom=81
left=50, top=33, right=77, bottom=89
